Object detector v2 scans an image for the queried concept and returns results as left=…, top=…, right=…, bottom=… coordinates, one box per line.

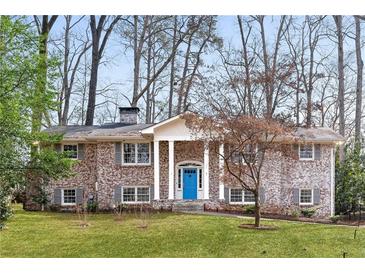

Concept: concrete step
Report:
left=172, top=201, right=205, bottom=212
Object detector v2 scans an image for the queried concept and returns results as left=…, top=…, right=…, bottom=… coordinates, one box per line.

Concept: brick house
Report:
left=44, top=107, right=344, bottom=217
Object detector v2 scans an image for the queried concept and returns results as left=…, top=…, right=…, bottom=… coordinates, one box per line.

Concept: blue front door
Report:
left=183, top=168, right=198, bottom=200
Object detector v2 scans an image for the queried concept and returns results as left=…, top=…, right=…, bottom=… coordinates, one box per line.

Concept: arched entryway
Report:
left=175, top=161, right=204, bottom=200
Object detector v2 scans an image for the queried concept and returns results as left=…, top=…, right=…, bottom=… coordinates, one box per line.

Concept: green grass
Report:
left=1, top=205, right=364, bottom=258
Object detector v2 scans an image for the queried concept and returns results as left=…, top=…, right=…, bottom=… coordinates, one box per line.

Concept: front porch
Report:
left=141, top=115, right=225, bottom=201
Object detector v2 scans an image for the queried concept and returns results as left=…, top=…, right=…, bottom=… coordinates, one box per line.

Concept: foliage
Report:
left=0, top=16, right=74, bottom=225
left=31, top=185, right=50, bottom=210
left=244, top=205, right=255, bottom=214
left=184, top=111, right=293, bottom=227
left=0, top=187, right=13, bottom=229
left=330, top=215, right=341, bottom=224
left=291, top=209, right=300, bottom=219
left=1, top=205, right=365, bottom=258
left=86, top=200, right=98, bottom=213
left=301, top=208, right=316, bottom=218
left=335, top=143, right=365, bottom=215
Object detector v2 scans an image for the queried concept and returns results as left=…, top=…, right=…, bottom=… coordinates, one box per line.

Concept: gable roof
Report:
left=43, top=123, right=153, bottom=141
left=292, top=127, right=345, bottom=143
left=43, top=114, right=345, bottom=144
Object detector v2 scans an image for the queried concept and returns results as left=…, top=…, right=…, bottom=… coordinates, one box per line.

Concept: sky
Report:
left=43, top=15, right=363, bottom=124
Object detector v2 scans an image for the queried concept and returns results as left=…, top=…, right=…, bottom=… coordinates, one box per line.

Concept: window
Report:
left=137, top=143, right=150, bottom=163
left=243, top=190, right=255, bottom=203
left=299, top=144, right=314, bottom=160
left=230, top=189, right=243, bottom=203
left=230, top=189, right=255, bottom=204
left=231, top=151, right=242, bottom=164
left=231, top=144, right=257, bottom=164
left=122, top=143, right=150, bottom=165
left=177, top=169, right=182, bottom=189
left=300, top=189, right=313, bottom=205
left=123, top=143, right=136, bottom=163
left=63, top=144, right=78, bottom=159
left=122, top=186, right=150, bottom=203
left=122, top=187, right=135, bottom=202
left=137, top=187, right=150, bottom=202
left=62, top=189, right=76, bottom=205
left=198, top=168, right=203, bottom=189
left=243, top=144, right=256, bottom=164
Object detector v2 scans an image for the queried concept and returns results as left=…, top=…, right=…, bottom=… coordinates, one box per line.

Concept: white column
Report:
left=219, top=143, right=225, bottom=200
left=203, top=142, right=210, bottom=199
left=330, top=147, right=335, bottom=216
left=168, top=140, right=174, bottom=200
left=153, top=141, right=160, bottom=200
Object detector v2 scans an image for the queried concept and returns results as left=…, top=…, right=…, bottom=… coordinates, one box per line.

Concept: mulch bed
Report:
left=204, top=208, right=365, bottom=226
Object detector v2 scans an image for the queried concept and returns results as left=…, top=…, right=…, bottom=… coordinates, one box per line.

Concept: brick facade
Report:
left=47, top=141, right=334, bottom=218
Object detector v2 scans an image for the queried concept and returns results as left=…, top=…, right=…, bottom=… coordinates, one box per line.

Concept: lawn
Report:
left=0, top=206, right=364, bottom=258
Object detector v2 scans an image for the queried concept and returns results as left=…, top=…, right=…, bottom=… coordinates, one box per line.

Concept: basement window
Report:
left=299, top=189, right=313, bottom=205
left=122, top=186, right=150, bottom=203
left=62, top=189, right=76, bottom=205
left=230, top=188, right=255, bottom=205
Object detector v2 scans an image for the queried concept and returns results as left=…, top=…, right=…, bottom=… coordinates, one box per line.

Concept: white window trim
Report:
left=175, top=161, right=203, bottom=193
left=61, top=188, right=76, bottom=206
left=62, top=144, right=78, bottom=160
left=177, top=168, right=182, bottom=190
left=299, top=188, right=314, bottom=205
left=198, top=168, right=203, bottom=190
left=121, top=186, right=150, bottom=204
left=121, top=141, right=151, bottom=166
left=298, top=144, right=315, bottom=161
left=229, top=188, right=255, bottom=205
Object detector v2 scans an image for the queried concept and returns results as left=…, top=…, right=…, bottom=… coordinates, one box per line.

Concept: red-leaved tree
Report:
left=184, top=111, right=293, bottom=228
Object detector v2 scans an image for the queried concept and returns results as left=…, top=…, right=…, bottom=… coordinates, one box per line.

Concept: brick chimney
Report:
left=119, top=107, right=139, bottom=124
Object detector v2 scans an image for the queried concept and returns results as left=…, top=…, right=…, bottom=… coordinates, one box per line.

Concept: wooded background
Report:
left=15, top=16, right=365, bottom=143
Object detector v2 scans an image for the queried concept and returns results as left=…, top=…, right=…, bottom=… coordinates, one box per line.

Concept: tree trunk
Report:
left=254, top=193, right=261, bottom=228
left=85, top=15, right=120, bottom=125
left=60, top=16, right=71, bottom=126
left=355, top=16, right=363, bottom=144
left=176, top=35, right=193, bottom=114
left=168, top=16, right=177, bottom=118
left=145, top=17, right=153, bottom=124
left=85, top=32, right=100, bottom=125
left=334, top=16, right=345, bottom=161
left=237, top=16, right=253, bottom=115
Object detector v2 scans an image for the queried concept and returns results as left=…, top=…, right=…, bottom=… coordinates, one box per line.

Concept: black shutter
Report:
left=150, top=185, right=154, bottom=202
left=76, top=188, right=84, bottom=205
left=314, top=144, right=321, bottom=160
left=150, top=142, right=154, bottom=164
left=313, top=188, right=320, bottom=205
left=78, top=144, right=85, bottom=160
left=55, top=144, right=62, bottom=153
left=224, top=187, right=229, bottom=203
left=115, top=143, right=122, bottom=164
left=293, top=144, right=299, bottom=158
left=54, top=188, right=62, bottom=205
left=114, top=185, right=122, bottom=204
left=293, top=188, right=300, bottom=205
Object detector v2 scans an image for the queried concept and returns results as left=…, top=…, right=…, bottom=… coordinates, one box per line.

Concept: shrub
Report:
left=301, top=208, right=316, bottom=218
left=291, top=210, right=300, bottom=219
left=87, top=200, right=98, bottom=213
left=0, top=188, right=13, bottom=230
left=244, top=205, right=255, bottom=214
left=330, top=215, right=341, bottom=224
